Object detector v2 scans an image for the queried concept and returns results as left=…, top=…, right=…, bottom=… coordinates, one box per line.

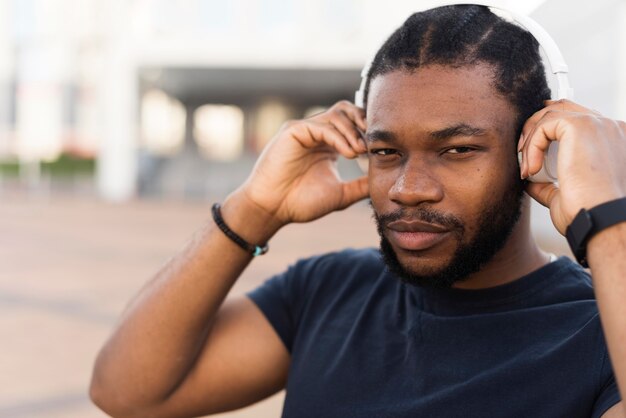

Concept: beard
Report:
left=373, top=170, right=525, bottom=289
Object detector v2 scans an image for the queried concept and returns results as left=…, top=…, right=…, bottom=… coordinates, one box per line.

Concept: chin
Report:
left=379, top=235, right=467, bottom=288
left=395, top=247, right=455, bottom=275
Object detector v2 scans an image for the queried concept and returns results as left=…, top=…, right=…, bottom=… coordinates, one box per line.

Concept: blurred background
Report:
left=0, top=0, right=624, bottom=417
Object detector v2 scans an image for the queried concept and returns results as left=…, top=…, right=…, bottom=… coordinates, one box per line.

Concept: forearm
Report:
left=587, top=222, right=626, bottom=406
left=90, top=189, right=282, bottom=410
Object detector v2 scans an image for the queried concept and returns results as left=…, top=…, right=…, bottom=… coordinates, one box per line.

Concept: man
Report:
left=90, top=5, right=626, bottom=418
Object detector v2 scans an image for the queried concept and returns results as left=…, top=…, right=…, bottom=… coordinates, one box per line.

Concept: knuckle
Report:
left=579, top=113, right=602, bottom=129
left=331, top=101, right=354, bottom=115
left=281, top=119, right=301, bottom=132
left=537, top=109, right=555, bottom=123
left=330, top=107, right=344, bottom=117
left=553, top=98, right=569, bottom=107
left=336, top=99, right=352, bottom=107
left=282, top=119, right=295, bottom=129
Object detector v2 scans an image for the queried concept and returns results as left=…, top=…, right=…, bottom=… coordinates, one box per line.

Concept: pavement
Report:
left=0, top=195, right=570, bottom=418
left=0, top=195, right=381, bottom=418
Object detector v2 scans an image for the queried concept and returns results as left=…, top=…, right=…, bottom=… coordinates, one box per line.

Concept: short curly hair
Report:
left=363, top=5, right=551, bottom=135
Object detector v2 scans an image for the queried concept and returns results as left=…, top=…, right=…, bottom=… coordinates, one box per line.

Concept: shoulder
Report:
left=247, top=248, right=389, bottom=338
left=293, top=247, right=383, bottom=275
left=287, top=247, right=385, bottom=289
left=283, top=247, right=388, bottom=304
left=547, top=256, right=596, bottom=302
left=250, top=248, right=384, bottom=300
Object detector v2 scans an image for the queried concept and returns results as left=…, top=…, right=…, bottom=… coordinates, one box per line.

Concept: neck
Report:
left=452, top=197, right=551, bottom=290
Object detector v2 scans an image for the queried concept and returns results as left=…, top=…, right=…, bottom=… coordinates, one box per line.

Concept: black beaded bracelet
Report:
left=211, top=203, right=269, bottom=256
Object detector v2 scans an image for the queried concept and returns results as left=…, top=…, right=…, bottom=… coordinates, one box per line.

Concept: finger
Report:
left=520, top=110, right=552, bottom=155
left=329, top=111, right=367, bottom=153
left=520, top=109, right=569, bottom=178
left=520, top=111, right=551, bottom=178
left=520, top=99, right=597, bottom=152
left=517, top=132, right=525, bottom=152
left=523, top=113, right=571, bottom=178
left=333, top=100, right=367, bottom=132
left=525, top=181, right=559, bottom=208
left=291, top=121, right=358, bottom=159
left=338, top=175, right=369, bottom=210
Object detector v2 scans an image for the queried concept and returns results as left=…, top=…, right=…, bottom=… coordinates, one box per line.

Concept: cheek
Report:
left=368, top=170, right=395, bottom=204
left=445, top=165, right=510, bottom=231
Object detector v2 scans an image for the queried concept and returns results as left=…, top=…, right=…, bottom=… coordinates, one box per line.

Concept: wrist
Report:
left=587, top=222, right=626, bottom=268
left=219, top=189, right=285, bottom=246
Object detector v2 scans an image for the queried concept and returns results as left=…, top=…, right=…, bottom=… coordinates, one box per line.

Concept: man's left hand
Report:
left=518, top=99, right=626, bottom=235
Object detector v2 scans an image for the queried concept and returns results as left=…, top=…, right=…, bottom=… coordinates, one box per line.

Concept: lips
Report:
left=386, top=220, right=450, bottom=251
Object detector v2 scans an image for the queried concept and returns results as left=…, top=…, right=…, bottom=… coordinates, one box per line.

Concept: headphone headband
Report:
left=354, top=2, right=573, bottom=107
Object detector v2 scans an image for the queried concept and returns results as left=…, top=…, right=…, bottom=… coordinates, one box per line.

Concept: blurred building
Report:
left=532, top=0, right=626, bottom=119
left=0, top=0, right=623, bottom=201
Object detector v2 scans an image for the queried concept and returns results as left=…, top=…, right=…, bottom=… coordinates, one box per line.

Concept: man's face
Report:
left=366, top=64, right=525, bottom=288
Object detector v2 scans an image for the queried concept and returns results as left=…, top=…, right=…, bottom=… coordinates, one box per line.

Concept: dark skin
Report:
left=90, top=63, right=625, bottom=417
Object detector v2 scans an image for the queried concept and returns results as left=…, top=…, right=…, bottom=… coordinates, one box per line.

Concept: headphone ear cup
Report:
left=356, top=154, right=369, bottom=174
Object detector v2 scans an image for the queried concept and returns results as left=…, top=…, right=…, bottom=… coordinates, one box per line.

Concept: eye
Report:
left=445, top=146, right=476, bottom=155
left=370, top=148, right=398, bottom=156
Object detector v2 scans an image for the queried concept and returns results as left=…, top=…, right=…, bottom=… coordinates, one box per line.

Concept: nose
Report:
left=388, top=161, right=444, bottom=206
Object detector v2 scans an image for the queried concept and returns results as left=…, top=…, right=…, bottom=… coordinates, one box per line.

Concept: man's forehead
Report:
left=366, top=64, right=515, bottom=132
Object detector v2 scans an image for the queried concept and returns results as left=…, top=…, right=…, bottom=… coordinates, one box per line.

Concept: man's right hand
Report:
left=239, top=100, right=369, bottom=227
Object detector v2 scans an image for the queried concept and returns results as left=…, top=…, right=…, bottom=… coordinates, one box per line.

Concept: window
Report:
left=193, top=104, right=244, bottom=161
left=140, top=89, right=186, bottom=155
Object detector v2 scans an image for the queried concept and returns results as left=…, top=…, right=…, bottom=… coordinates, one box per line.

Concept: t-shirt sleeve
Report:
left=591, top=349, right=622, bottom=418
left=246, top=264, right=301, bottom=353
left=246, top=249, right=379, bottom=356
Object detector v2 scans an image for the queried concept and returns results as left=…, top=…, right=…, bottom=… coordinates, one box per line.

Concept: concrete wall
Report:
left=532, top=0, right=626, bottom=119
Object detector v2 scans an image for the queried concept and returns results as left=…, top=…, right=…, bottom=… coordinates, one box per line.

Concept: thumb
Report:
left=525, top=181, right=559, bottom=209
left=338, top=176, right=369, bottom=210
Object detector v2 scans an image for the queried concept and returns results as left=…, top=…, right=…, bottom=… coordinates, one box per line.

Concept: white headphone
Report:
left=354, top=1, right=572, bottom=183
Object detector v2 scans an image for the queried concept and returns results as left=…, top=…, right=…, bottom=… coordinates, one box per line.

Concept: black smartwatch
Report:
left=566, top=197, right=626, bottom=267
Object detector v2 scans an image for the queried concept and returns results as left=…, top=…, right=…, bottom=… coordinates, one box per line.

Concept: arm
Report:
left=589, top=222, right=626, bottom=418
left=90, top=192, right=289, bottom=418
left=519, top=100, right=626, bottom=416
left=89, top=101, right=369, bottom=418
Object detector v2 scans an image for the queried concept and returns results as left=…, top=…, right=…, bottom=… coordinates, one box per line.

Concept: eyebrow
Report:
left=365, top=129, right=397, bottom=143
left=365, top=123, right=487, bottom=143
left=429, top=123, right=487, bottom=140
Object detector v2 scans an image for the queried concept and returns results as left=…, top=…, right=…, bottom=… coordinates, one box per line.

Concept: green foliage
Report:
left=0, top=154, right=96, bottom=177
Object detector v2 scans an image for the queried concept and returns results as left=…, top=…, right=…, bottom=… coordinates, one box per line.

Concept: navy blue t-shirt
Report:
left=247, top=248, right=621, bottom=417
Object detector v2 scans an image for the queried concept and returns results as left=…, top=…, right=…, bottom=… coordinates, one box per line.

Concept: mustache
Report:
left=371, top=204, right=464, bottom=233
